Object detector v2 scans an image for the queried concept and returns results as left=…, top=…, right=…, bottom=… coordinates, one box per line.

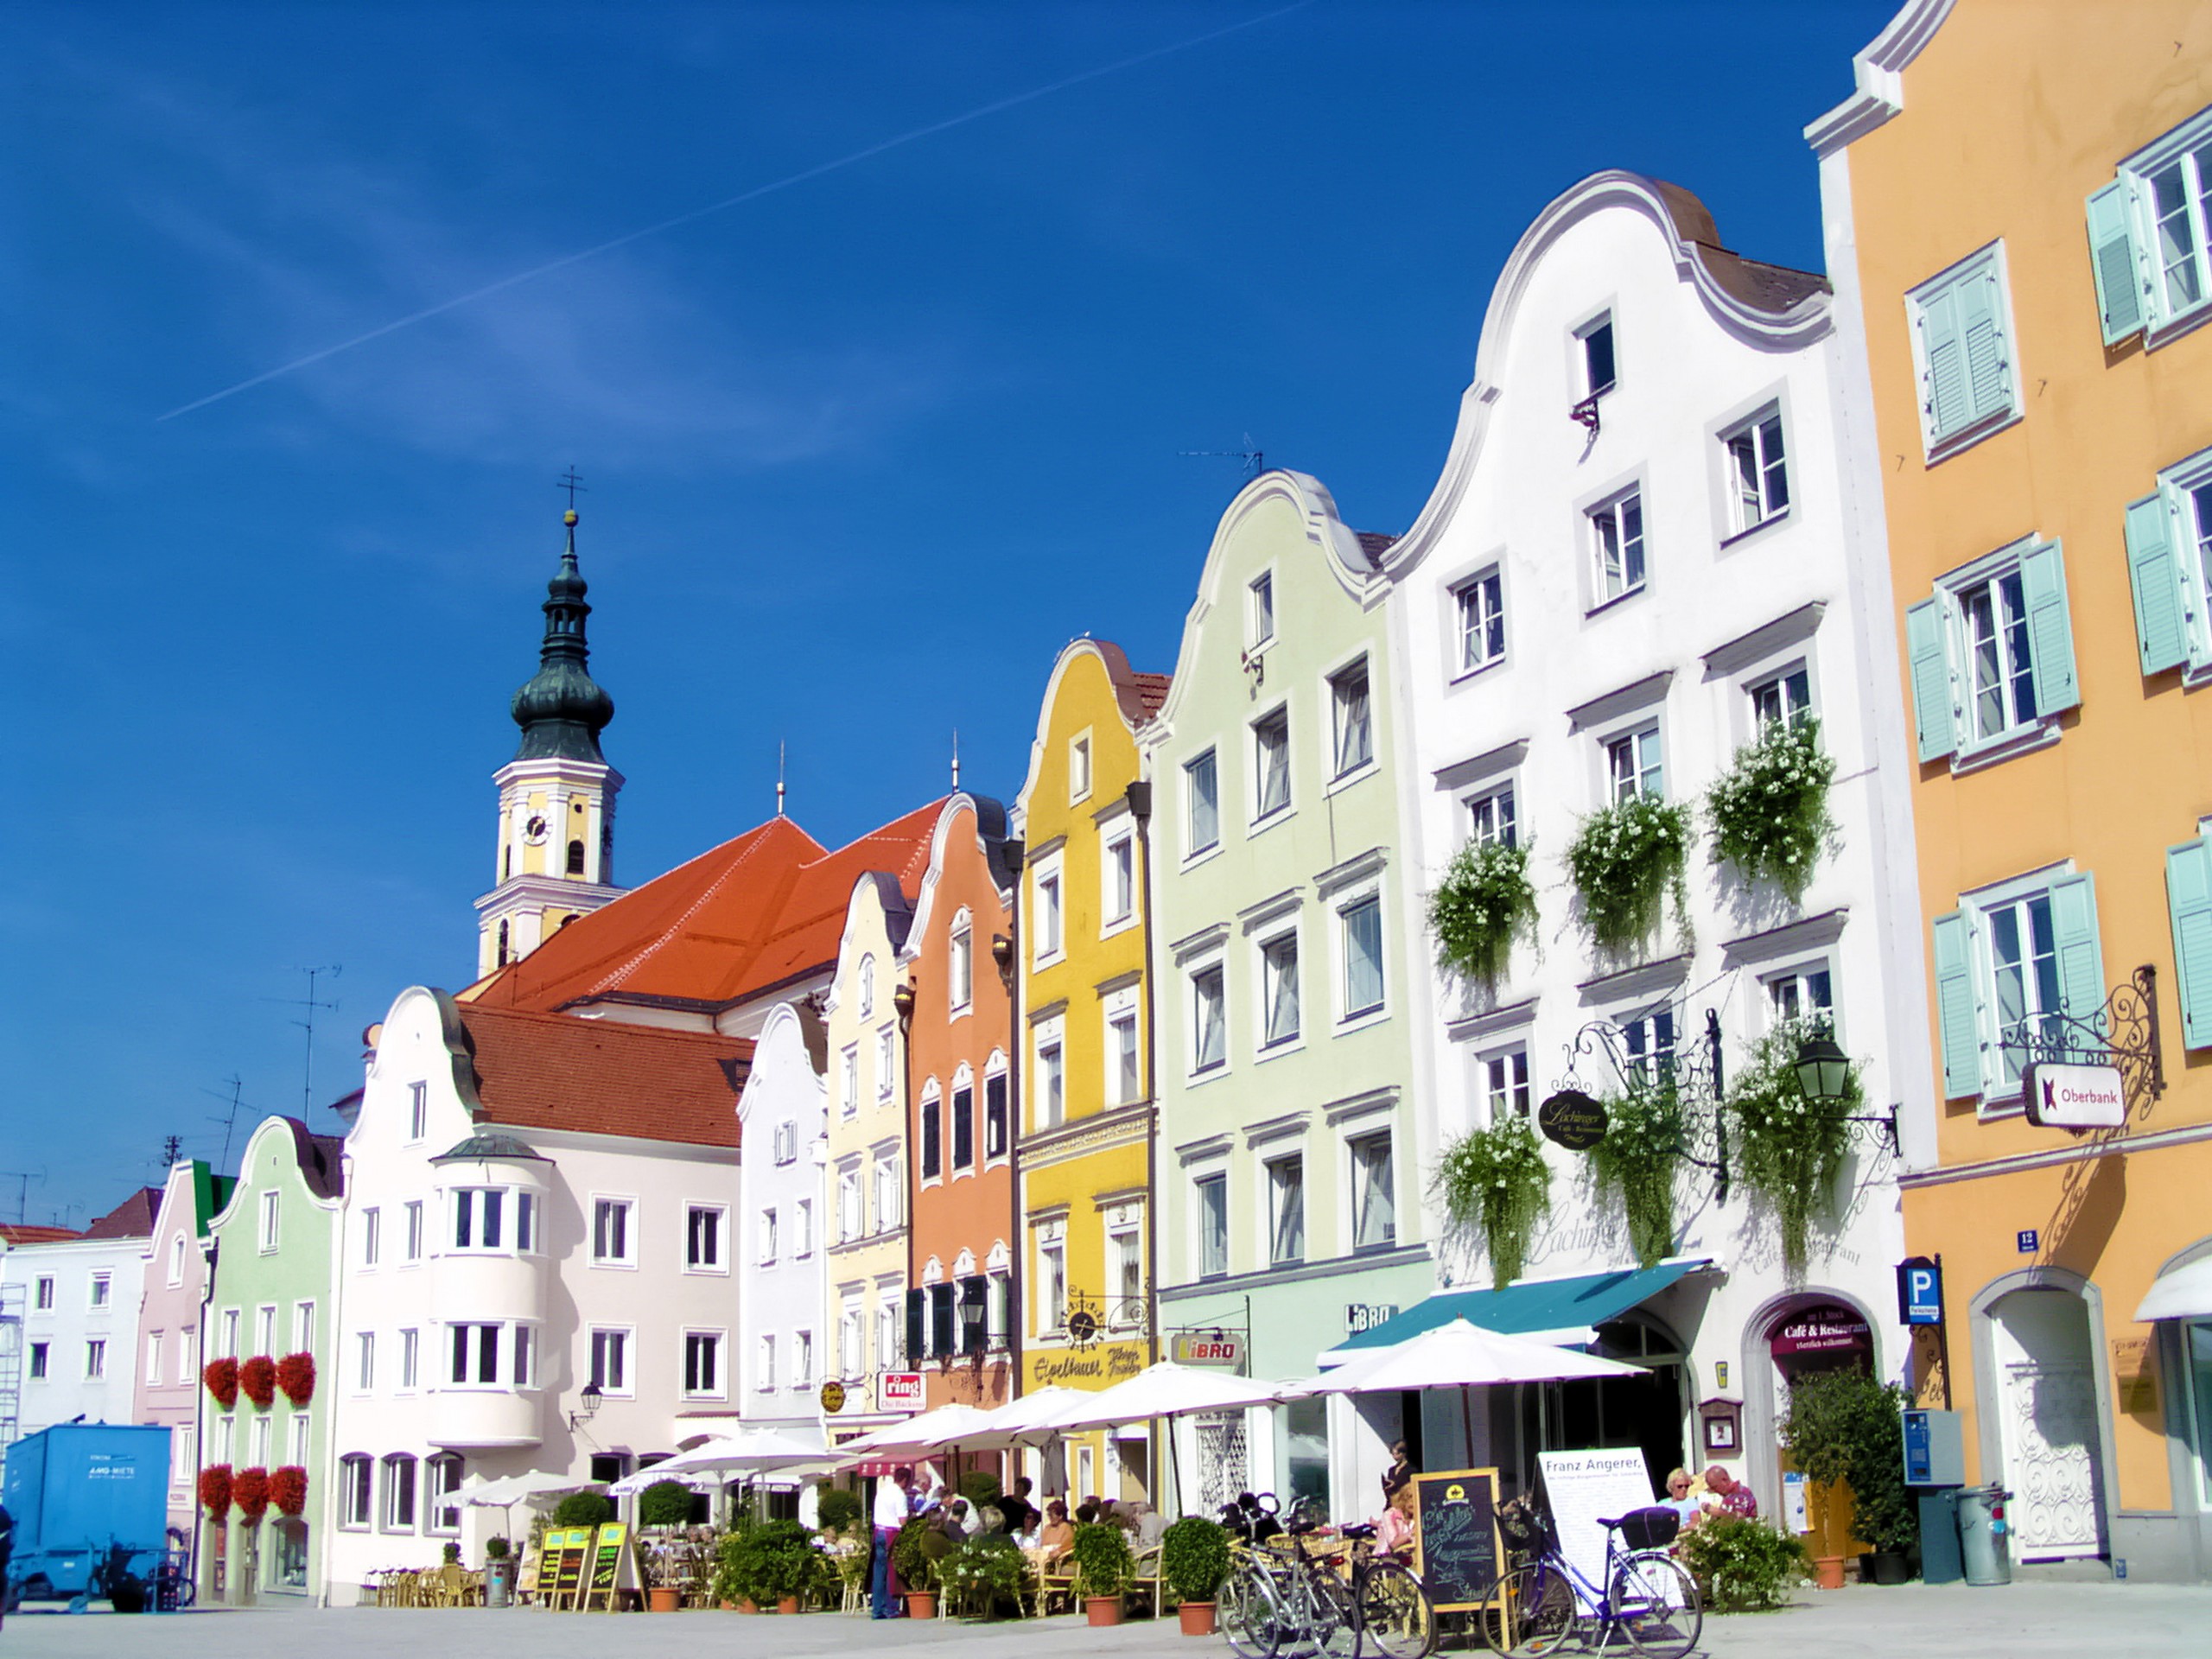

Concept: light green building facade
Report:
left=202, top=1116, right=345, bottom=1604
left=1143, top=470, right=1432, bottom=1521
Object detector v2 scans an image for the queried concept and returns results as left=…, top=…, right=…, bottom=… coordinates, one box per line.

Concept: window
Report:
left=361, top=1207, right=381, bottom=1268
left=951, top=1084, right=975, bottom=1170
left=1330, top=658, right=1374, bottom=778
left=1606, top=727, right=1664, bottom=804
left=252, top=1414, right=271, bottom=1467
left=794, top=1199, right=813, bottom=1256
left=1197, top=1173, right=1229, bottom=1280
left=1907, top=245, right=2019, bottom=454
left=682, top=1204, right=720, bottom=1270
left=1590, top=490, right=1646, bottom=603
left=874, top=1156, right=900, bottom=1230
left=589, top=1327, right=631, bottom=1394
left=1249, top=572, right=1275, bottom=646
left=1268, top=1156, right=1306, bottom=1266
left=89, top=1271, right=111, bottom=1308
left=1070, top=734, right=1093, bottom=803
left=1185, top=749, right=1221, bottom=855
left=382, top=1454, right=416, bottom=1531
left=2123, top=451, right=2212, bottom=679
left=1103, top=830, right=1135, bottom=928
left=1253, top=707, right=1291, bottom=819
left=27, top=1342, right=48, bottom=1381
left=85, top=1338, right=107, bottom=1380
left=220, top=1307, right=239, bottom=1358
left=985, top=1072, right=1009, bottom=1160
left=340, top=1456, right=373, bottom=1529
left=1349, top=1134, right=1395, bottom=1252
left=566, top=838, right=585, bottom=875
left=1935, top=874, right=2105, bottom=1106
left=1766, top=965, right=1835, bottom=1029
left=837, top=1170, right=861, bottom=1242
left=1484, top=1046, right=1532, bottom=1122
left=951, top=917, right=975, bottom=1007
left=428, top=1454, right=464, bottom=1535
left=145, top=1332, right=162, bottom=1387
left=684, top=1332, right=723, bottom=1396
left=2168, top=837, right=2212, bottom=1050
left=930, top=1283, right=957, bottom=1356
left=404, top=1200, right=423, bottom=1262
left=408, top=1080, right=427, bottom=1142
left=255, top=1305, right=276, bottom=1355
left=1034, top=872, right=1062, bottom=962
left=988, top=1269, right=1014, bottom=1345
left=858, top=955, right=875, bottom=1020
left=1579, top=313, right=1617, bottom=398
left=356, top=1332, right=375, bottom=1392
left=1108, top=1008, right=1141, bottom=1105
left=33, top=1276, right=53, bottom=1312
left=1465, top=785, right=1517, bottom=849
left=1192, top=964, right=1227, bottom=1074
left=773, top=1121, right=798, bottom=1165
left=259, top=1189, right=281, bottom=1252
left=2085, top=111, right=2212, bottom=343
left=1905, top=541, right=2079, bottom=764
left=1722, top=408, right=1789, bottom=535
left=758, top=1208, right=779, bottom=1265
left=756, top=1334, right=776, bottom=1392
left=840, top=1045, right=859, bottom=1116
left=794, top=1329, right=814, bottom=1385
left=1261, top=931, right=1301, bottom=1049
left=1037, top=1035, right=1065, bottom=1128
left=454, top=1188, right=506, bottom=1250
left=289, top=1414, right=308, bottom=1465
left=512, top=1324, right=536, bottom=1387
left=876, top=1027, right=895, bottom=1098
left=920, top=1091, right=943, bottom=1181
left=1112, top=1226, right=1144, bottom=1315
left=1455, top=569, right=1505, bottom=673
left=877, top=1303, right=899, bottom=1373
left=294, top=1300, right=315, bottom=1351
left=1621, top=1009, right=1678, bottom=1090
left=592, top=1198, right=633, bottom=1265
left=1751, top=664, right=1813, bottom=731
left=401, top=1327, right=420, bottom=1389
left=517, top=1192, right=536, bottom=1252
left=1037, top=1232, right=1068, bottom=1334
left=450, top=1323, right=502, bottom=1386
left=168, top=1234, right=186, bottom=1286
left=1340, top=896, right=1385, bottom=1020
left=841, top=1302, right=864, bottom=1373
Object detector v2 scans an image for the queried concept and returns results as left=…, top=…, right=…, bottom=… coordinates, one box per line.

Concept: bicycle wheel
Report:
left=1222, top=1560, right=1287, bottom=1659
left=1354, top=1560, right=1435, bottom=1659
left=1308, top=1563, right=1357, bottom=1659
left=1606, top=1551, right=1701, bottom=1659
left=1482, top=1561, right=1577, bottom=1659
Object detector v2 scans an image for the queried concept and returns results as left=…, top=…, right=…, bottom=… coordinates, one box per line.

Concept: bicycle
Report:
left=1481, top=1496, right=1700, bottom=1659
left=1217, top=1493, right=1435, bottom=1659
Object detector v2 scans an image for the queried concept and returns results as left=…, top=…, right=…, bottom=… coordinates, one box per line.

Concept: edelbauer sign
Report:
left=2023, top=1061, right=2126, bottom=1128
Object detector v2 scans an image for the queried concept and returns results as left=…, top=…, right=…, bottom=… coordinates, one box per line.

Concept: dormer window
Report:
left=1249, top=572, right=1275, bottom=647
left=1579, top=313, right=1617, bottom=398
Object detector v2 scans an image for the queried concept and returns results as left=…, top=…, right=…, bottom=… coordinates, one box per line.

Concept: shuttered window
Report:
left=1904, top=542, right=2079, bottom=766
left=1931, top=870, right=2105, bottom=1105
left=1909, top=246, right=2019, bottom=458
left=2088, top=109, right=2212, bottom=344
left=2166, top=839, right=2212, bottom=1050
left=2123, top=455, right=2212, bottom=680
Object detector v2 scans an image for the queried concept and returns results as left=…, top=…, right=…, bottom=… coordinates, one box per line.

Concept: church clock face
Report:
left=524, top=816, right=549, bottom=845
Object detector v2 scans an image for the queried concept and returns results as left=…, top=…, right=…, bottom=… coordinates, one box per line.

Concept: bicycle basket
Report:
left=1614, top=1505, right=1680, bottom=1550
left=1493, top=1496, right=1558, bottom=1556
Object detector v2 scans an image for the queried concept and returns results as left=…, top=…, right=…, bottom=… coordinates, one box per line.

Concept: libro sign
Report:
left=878, top=1370, right=925, bottom=1410
left=2023, top=1061, right=2125, bottom=1128
left=1173, top=1333, right=1244, bottom=1368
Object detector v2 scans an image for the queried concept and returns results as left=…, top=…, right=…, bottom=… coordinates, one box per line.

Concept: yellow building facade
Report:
left=1816, top=0, right=2212, bottom=1580
left=1014, top=640, right=1168, bottom=1502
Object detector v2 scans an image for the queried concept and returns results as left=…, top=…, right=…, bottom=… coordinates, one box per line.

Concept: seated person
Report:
left=1037, top=1500, right=1075, bottom=1565
left=1074, top=1502, right=1100, bottom=1525
left=1662, top=1468, right=1700, bottom=1525
left=1375, top=1483, right=1418, bottom=1559
left=1128, top=1500, right=1165, bottom=1548
left=1702, top=1465, right=1758, bottom=1521
left=918, top=1509, right=959, bottom=1569
left=944, top=1498, right=972, bottom=1541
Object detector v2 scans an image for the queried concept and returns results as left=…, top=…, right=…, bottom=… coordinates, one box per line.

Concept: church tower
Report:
left=474, top=505, right=625, bottom=978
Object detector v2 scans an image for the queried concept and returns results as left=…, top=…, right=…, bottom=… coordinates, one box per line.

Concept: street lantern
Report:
left=569, top=1381, right=603, bottom=1430
left=1793, top=1033, right=1853, bottom=1106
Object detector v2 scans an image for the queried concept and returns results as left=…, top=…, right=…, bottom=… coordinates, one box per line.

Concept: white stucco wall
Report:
left=1, top=1233, right=149, bottom=1449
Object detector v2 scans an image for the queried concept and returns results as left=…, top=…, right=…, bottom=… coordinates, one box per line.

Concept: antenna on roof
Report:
left=264, top=966, right=342, bottom=1124
left=0, top=1170, right=41, bottom=1227
left=777, top=741, right=787, bottom=819
left=159, top=1135, right=181, bottom=1171
left=1179, top=433, right=1265, bottom=480
left=951, top=729, right=961, bottom=793
left=203, top=1077, right=249, bottom=1177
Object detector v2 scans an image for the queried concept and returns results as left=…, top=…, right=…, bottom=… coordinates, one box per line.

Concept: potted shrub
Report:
left=892, top=1515, right=939, bottom=1619
left=1071, top=1522, right=1133, bottom=1627
left=484, top=1535, right=515, bottom=1608
left=747, top=1520, right=818, bottom=1614
left=1779, top=1367, right=1891, bottom=1589
left=938, top=1535, right=1027, bottom=1620
left=1161, top=1516, right=1231, bottom=1636
left=1432, top=1110, right=1551, bottom=1287
left=712, top=1520, right=765, bottom=1612
left=1675, top=1516, right=1809, bottom=1611
left=639, top=1478, right=695, bottom=1530
left=815, top=1485, right=863, bottom=1538
left=442, top=1541, right=462, bottom=1567
left=551, top=1490, right=614, bottom=1530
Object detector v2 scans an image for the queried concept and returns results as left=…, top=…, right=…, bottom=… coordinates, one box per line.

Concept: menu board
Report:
left=1410, top=1467, right=1503, bottom=1612
left=1536, top=1449, right=1656, bottom=1592
left=582, top=1523, right=633, bottom=1611
left=544, top=1528, right=588, bottom=1609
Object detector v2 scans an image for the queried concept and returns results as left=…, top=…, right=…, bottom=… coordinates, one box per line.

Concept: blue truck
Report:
left=3, top=1423, right=172, bottom=1606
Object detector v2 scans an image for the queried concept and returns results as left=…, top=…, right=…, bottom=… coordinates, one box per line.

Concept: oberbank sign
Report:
left=2023, top=1061, right=2126, bottom=1128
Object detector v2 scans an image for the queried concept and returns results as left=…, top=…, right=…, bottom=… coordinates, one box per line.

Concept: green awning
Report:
left=1322, top=1262, right=1701, bottom=1358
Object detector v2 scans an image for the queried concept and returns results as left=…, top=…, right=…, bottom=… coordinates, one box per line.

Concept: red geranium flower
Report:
left=239, top=1355, right=278, bottom=1410
left=199, top=1465, right=233, bottom=1519
left=202, top=1357, right=239, bottom=1410
left=232, top=1466, right=271, bottom=1523
left=270, top=1465, right=309, bottom=1517
left=276, top=1351, right=316, bottom=1407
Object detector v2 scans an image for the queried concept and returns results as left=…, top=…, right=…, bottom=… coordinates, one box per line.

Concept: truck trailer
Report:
left=2, top=1422, right=171, bottom=1605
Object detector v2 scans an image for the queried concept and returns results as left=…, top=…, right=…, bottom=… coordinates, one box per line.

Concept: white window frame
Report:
left=2134, top=448, right=2212, bottom=681
left=404, top=1198, right=424, bottom=1263
left=1265, top=1152, right=1306, bottom=1268
left=858, top=954, right=876, bottom=1020
left=33, top=1275, right=54, bottom=1312
left=1346, top=1129, right=1397, bottom=1255
left=1327, top=654, right=1376, bottom=783
left=1256, top=925, right=1302, bottom=1054
left=872, top=1154, right=901, bottom=1232
left=1188, top=955, right=1229, bottom=1079
left=840, top=1044, right=859, bottom=1117
left=1478, top=1041, right=1532, bottom=1125
left=2104, top=111, right=2212, bottom=346
left=1462, top=782, right=1519, bottom=849
left=167, top=1234, right=186, bottom=1287
left=588, top=1325, right=635, bottom=1396
left=1034, top=1220, right=1069, bottom=1338
left=340, top=1455, right=373, bottom=1529
left=1184, top=747, right=1222, bottom=862
left=687, top=1203, right=727, bottom=1274
left=1762, top=960, right=1837, bottom=1036
left=792, top=1328, right=814, bottom=1388
left=590, top=1194, right=637, bottom=1268
left=1251, top=703, right=1293, bottom=824
left=1750, top=661, right=1815, bottom=734
left=1334, top=887, right=1388, bottom=1029
left=755, top=1333, right=776, bottom=1394
left=1452, top=565, right=1506, bottom=678
left=1588, top=486, right=1647, bottom=607
left=1917, top=537, right=2075, bottom=769
left=1719, top=404, right=1790, bottom=540
left=1248, top=569, right=1276, bottom=649
left=1033, top=859, right=1065, bottom=968
left=258, top=1189, right=281, bottom=1254
left=1034, top=1015, right=1066, bottom=1128
left=1103, top=992, right=1142, bottom=1108
left=758, top=1205, right=779, bottom=1266
left=255, top=1304, right=276, bottom=1356
left=876, top=1026, right=896, bottom=1099
left=1604, top=723, right=1665, bottom=804
left=85, top=1338, right=107, bottom=1380
left=794, top=1198, right=814, bottom=1259
left=294, top=1300, right=315, bottom=1352
left=1905, top=240, right=2023, bottom=461
left=1194, top=1166, right=1230, bottom=1281
left=88, top=1270, right=111, bottom=1309
left=1575, top=308, right=1618, bottom=400
left=683, top=1328, right=728, bottom=1400
left=381, top=1453, right=417, bottom=1533
left=145, top=1331, right=162, bottom=1388
left=1069, top=728, right=1094, bottom=805
left=950, top=911, right=976, bottom=1011
left=355, top=1330, right=376, bottom=1395
left=1101, top=820, right=1137, bottom=937
left=400, top=1326, right=421, bottom=1391
left=407, top=1080, right=428, bottom=1143
left=360, top=1206, right=381, bottom=1269
left=1961, top=869, right=2080, bottom=1110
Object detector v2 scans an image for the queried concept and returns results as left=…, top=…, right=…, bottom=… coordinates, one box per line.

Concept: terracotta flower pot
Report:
left=739, top=1599, right=759, bottom=1614
left=1812, top=1554, right=1847, bottom=1590
left=777, top=1595, right=800, bottom=1615
left=905, top=1591, right=937, bottom=1619
left=1086, top=1594, right=1125, bottom=1627
left=648, top=1586, right=682, bottom=1612
left=1178, top=1601, right=1217, bottom=1636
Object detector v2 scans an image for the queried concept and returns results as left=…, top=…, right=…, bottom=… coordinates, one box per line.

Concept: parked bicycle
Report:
left=1480, top=1496, right=1700, bottom=1659
left=1217, top=1493, right=1435, bottom=1659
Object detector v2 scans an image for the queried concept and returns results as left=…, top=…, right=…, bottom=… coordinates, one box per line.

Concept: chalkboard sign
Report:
left=545, top=1528, right=588, bottom=1609
left=582, top=1522, right=633, bottom=1611
left=1410, top=1467, right=1503, bottom=1613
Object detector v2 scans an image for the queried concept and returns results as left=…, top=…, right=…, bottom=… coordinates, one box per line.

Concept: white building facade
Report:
left=0, top=1196, right=155, bottom=1461
left=1371, top=171, right=1928, bottom=1515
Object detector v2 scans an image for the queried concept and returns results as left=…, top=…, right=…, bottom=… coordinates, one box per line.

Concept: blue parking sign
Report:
left=1897, top=1256, right=1944, bottom=1325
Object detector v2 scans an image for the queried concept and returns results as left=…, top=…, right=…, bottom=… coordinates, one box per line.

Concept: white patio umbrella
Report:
left=1039, top=1362, right=1288, bottom=1431
left=951, top=1385, right=1092, bottom=1451
left=836, top=1403, right=1000, bottom=1460
left=461, top=1471, right=601, bottom=1507
left=609, top=1427, right=836, bottom=1494
left=1293, top=1318, right=1643, bottom=1397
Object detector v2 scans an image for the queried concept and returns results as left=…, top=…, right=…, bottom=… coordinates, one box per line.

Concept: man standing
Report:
left=871, top=1466, right=914, bottom=1619
left=994, top=1476, right=1035, bottom=1538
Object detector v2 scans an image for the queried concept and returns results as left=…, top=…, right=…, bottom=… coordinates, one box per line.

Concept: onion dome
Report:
left=510, top=508, right=615, bottom=763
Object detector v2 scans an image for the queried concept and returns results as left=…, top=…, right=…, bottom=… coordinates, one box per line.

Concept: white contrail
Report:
left=157, top=2, right=1316, bottom=422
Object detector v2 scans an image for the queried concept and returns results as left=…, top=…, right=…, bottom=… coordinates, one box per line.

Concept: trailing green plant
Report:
left=1433, top=1111, right=1552, bottom=1288
left=891, top=1514, right=939, bottom=1592
left=814, top=1485, right=864, bottom=1535
left=1160, top=1516, right=1232, bottom=1602
left=938, top=1535, right=1029, bottom=1612
left=1427, top=837, right=1537, bottom=988
left=1778, top=1369, right=1918, bottom=1557
left=551, top=1491, right=613, bottom=1529
left=1726, top=1022, right=1859, bottom=1276
left=1707, top=715, right=1835, bottom=902
left=1069, top=1521, right=1134, bottom=1599
left=1675, top=1516, right=1809, bottom=1612
left=1586, top=1081, right=1686, bottom=1270
left=638, top=1478, right=696, bottom=1529
left=1565, top=793, right=1693, bottom=953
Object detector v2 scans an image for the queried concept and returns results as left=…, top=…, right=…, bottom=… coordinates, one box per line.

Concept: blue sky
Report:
left=3, top=1, right=1893, bottom=1224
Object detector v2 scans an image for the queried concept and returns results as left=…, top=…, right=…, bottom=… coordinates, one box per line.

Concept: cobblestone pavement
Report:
left=0, top=1580, right=2203, bottom=1657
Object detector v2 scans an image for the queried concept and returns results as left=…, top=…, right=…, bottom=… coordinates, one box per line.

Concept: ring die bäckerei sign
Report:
left=2021, top=1061, right=2126, bottom=1128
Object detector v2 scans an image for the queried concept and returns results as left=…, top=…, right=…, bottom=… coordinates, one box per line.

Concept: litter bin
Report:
left=1956, top=1485, right=2013, bottom=1586
left=1917, top=1491, right=1963, bottom=1585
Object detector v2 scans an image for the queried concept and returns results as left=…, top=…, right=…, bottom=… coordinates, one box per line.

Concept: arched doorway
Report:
left=1744, top=1292, right=1882, bottom=1524
left=1985, top=1285, right=2109, bottom=1560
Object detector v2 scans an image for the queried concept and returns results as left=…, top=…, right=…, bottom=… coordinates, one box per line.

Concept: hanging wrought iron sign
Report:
left=2022, top=1060, right=2126, bottom=1128
left=1537, top=1089, right=1609, bottom=1151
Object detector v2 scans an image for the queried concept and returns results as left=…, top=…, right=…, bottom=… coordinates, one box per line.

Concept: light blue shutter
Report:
left=2018, top=541, right=2081, bottom=715
left=1957, top=265, right=2015, bottom=426
left=1906, top=596, right=1958, bottom=761
left=1931, top=911, right=1982, bottom=1098
left=2047, top=872, right=2107, bottom=1024
left=2125, top=491, right=2191, bottom=675
left=2166, top=839, right=2212, bottom=1048
left=2086, top=180, right=2146, bottom=344
left=1921, top=286, right=1968, bottom=439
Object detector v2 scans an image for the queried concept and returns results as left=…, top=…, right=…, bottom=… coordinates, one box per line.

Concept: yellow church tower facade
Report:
left=474, top=506, right=625, bottom=978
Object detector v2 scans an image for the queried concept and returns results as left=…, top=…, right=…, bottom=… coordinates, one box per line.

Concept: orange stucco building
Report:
left=902, top=795, right=1023, bottom=1458
left=1816, top=0, right=2212, bottom=1580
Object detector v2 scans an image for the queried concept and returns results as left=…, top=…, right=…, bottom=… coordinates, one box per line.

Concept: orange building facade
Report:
left=1817, top=0, right=2212, bottom=1580
left=901, top=795, right=1023, bottom=1453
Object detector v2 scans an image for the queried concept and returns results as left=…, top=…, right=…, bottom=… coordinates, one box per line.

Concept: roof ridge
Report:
left=594, top=822, right=788, bottom=996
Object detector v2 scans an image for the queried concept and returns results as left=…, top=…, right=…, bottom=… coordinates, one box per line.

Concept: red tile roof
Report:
left=81, top=1186, right=162, bottom=1241
left=1129, top=672, right=1172, bottom=724
left=0, top=1224, right=81, bottom=1245
left=470, top=803, right=944, bottom=1015
left=454, top=1003, right=748, bottom=1148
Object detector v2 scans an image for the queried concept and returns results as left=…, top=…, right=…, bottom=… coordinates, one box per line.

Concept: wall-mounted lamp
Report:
left=569, top=1382, right=602, bottom=1430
